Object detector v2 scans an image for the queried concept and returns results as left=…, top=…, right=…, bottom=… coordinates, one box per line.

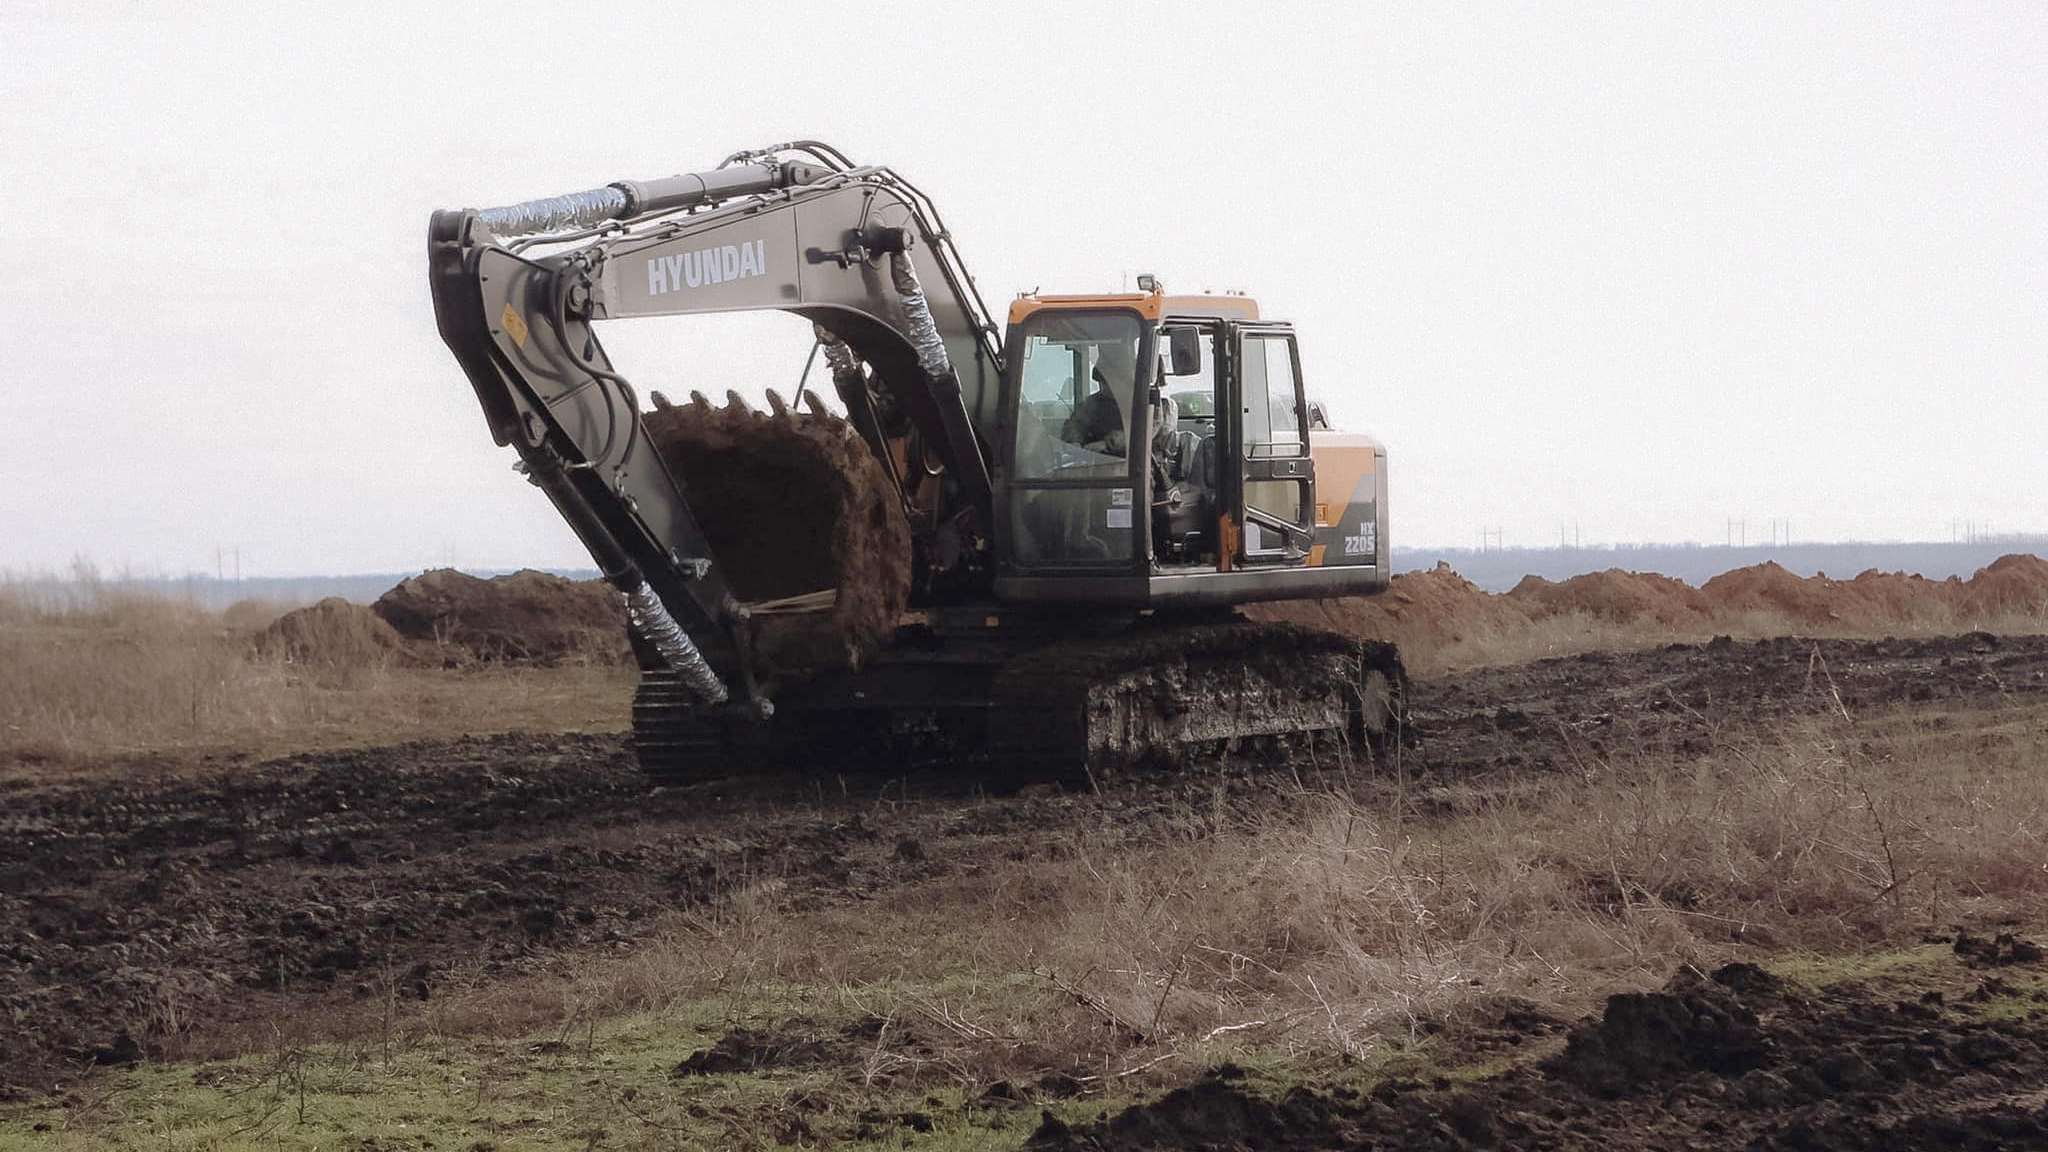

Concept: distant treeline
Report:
left=1397, top=538, right=2048, bottom=593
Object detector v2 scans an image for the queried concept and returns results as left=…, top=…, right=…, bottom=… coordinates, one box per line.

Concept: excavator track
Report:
left=631, top=617, right=1405, bottom=784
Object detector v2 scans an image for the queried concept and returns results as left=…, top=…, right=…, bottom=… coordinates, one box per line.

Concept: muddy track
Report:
left=3, top=632, right=2046, bottom=1099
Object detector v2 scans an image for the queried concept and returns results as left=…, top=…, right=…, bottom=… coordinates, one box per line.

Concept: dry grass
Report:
left=0, top=579, right=628, bottom=767
left=1029, top=701, right=2048, bottom=1064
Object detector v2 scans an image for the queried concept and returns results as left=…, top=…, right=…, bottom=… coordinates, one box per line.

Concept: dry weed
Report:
left=0, top=581, right=628, bottom=764
left=1028, top=699, right=2048, bottom=1062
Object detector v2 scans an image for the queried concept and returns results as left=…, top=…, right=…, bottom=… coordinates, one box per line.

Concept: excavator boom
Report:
left=428, top=146, right=1009, bottom=707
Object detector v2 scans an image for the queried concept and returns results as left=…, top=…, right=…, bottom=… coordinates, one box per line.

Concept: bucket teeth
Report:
left=801, top=389, right=829, bottom=416
left=650, top=389, right=674, bottom=410
left=765, top=388, right=789, bottom=418
left=688, top=390, right=711, bottom=411
left=725, top=389, right=751, bottom=414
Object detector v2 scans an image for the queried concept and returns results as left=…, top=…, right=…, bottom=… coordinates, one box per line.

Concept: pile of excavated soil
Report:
left=1699, top=561, right=1849, bottom=624
left=372, top=569, right=627, bottom=666
left=1254, top=563, right=1526, bottom=649
left=642, top=393, right=910, bottom=674
left=1831, top=568, right=1964, bottom=624
left=1507, top=569, right=1712, bottom=627
left=254, top=598, right=406, bottom=674
left=1961, top=553, right=2048, bottom=618
left=1260, top=554, right=2048, bottom=666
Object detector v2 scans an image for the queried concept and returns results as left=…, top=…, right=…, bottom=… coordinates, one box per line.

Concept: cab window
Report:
left=1241, top=334, right=1304, bottom=458
left=1010, top=312, right=1141, bottom=481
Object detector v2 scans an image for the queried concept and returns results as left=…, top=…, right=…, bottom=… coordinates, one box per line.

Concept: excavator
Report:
left=428, top=141, right=1399, bottom=780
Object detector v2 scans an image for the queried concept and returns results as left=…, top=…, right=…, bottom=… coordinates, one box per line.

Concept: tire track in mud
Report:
left=3, top=632, right=2046, bottom=1098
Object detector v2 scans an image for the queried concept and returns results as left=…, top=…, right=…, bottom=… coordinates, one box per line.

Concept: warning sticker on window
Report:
left=1110, top=488, right=1133, bottom=507
left=1106, top=507, right=1132, bottom=529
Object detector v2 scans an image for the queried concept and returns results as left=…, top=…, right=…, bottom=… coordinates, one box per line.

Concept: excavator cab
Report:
left=991, top=287, right=1388, bottom=609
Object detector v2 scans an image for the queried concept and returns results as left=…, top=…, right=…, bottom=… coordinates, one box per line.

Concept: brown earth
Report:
left=1255, top=563, right=1523, bottom=650
left=1029, top=953, right=2048, bottom=1151
left=6, top=632, right=2048, bottom=1102
left=1257, top=554, right=2048, bottom=659
left=1964, top=553, right=2048, bottom=617
left=253, top=598, right=406, bottom=674
left=642, top=391, right=911, bottom=675
left=1507, top=568, right=1712, bottom=627
left=371, top=568, right=628, bottom=666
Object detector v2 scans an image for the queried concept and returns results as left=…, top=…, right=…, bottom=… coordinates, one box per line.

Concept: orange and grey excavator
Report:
left=428, top=141, right=1398, bottom=779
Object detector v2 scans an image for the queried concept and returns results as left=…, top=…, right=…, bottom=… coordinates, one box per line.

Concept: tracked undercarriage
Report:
left=633, top=616, right=1404, bottom=781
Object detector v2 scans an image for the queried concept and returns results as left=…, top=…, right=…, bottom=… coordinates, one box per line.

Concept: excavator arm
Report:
left=427, top=143, right=1004, bottom=710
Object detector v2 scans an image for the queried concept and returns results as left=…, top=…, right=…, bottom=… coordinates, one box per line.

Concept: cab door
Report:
left=1223, top=323, right=1316, bottom=567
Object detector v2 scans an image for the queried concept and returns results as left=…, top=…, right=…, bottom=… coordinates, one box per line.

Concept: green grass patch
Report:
left=0, top=990, right=1142, bottom=1152
left=1766, top=943, right=1953, bottom=993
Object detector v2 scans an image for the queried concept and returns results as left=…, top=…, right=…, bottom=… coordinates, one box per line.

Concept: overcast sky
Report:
left=4, top=2, right=2042, bottom=576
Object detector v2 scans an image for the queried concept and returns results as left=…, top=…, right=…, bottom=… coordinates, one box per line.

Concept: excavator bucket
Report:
left=639, top=393, right=911, bottom=688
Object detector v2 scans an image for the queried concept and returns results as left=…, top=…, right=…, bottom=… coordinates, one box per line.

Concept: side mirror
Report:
left=1165, top=327, right=1202, bottom=376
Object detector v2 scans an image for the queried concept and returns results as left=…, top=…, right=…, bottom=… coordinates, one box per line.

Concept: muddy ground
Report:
left=1031, top=946, right=2048, bottom=1151
left=4, top=632, right=2048, bottom=1132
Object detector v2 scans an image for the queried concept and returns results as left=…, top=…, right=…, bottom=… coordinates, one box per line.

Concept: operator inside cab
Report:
left=1061, top=340, right=1135, bottom=456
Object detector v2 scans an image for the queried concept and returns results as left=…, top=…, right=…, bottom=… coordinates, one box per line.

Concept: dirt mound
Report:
left=673, top=1020, right=838, bottom=1076
left=1542, top=965, right=1771, bottom=1097
left=1030, top=1068, right=1341, bottom=1151
left=1961, top=553, right=2048, bottom=619
left=642, top=393, right=910, bottom=674
left=1952, top=929, right=2045, bottom=967
left=1700, top=561, right=1843, bottom=624
left=1508, top=568, right=1711, bottom=627
left=254, top=598, right=405, bottom=674
left=1259, top=553, right=2047, bottom=669
left=1253, top=562, right=1528, bottom=649
left=1695, top=557, right=2048, bottom=630
left=672, top=1016, right=936, bottom=1079
left=1833, top=568, right=1963, bottom=624
left=372, top=569, right=626, bottom=665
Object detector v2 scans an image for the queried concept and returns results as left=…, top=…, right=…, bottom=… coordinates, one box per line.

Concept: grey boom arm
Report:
left=426, top=144, right=1003, bottom=709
